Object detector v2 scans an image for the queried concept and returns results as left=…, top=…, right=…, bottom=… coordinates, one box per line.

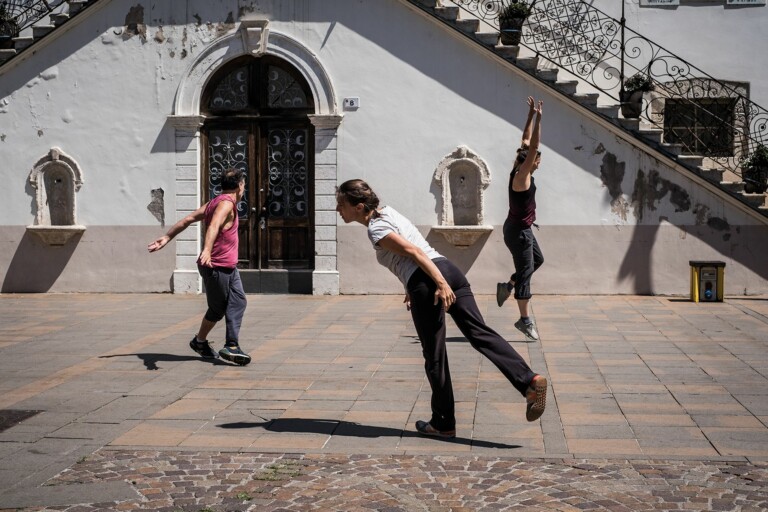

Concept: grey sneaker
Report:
left=514, top=318, right=539, bottom=342
left=496, top=282, right=511, bottom=307
left=189, top=337, right=218, bottom=359
left=218, top=344, right=251, bottom=366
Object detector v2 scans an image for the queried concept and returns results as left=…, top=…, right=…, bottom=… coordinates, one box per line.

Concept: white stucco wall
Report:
left=0, top=0, right=765, bottom=294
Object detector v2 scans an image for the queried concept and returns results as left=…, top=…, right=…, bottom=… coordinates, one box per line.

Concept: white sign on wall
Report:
left=640, top=0, right=679, bottom=5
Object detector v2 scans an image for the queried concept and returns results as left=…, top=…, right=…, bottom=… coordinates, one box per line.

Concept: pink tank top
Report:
left=199, top=194, right=239, bottom=269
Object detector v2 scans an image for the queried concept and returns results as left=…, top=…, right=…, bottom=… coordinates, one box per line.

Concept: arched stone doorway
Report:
left=168, top=20, right=342, bottom=294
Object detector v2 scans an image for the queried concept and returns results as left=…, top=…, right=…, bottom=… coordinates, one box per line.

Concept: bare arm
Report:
left=520, top=96, right=536, bottom=147
left=512, top=100, right=542, bottom=192
left=147, top=203, right=207, bottom=253
left=198, top=199, right=235, bottom=267
left=377, top=232, right=456, bottom=310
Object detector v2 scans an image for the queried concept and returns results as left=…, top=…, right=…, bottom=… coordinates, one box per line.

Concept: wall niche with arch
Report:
left=26, top=147, right=86, bottom=246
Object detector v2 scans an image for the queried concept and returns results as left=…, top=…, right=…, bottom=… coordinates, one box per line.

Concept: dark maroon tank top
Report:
left=507, top=170, right=537, bottom=228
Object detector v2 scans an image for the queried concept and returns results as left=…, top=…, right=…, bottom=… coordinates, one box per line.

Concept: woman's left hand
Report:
left=434, top=281, right=456, bottom=310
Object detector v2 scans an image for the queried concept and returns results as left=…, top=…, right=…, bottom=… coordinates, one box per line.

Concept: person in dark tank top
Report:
left=496, top=97, right=545, bottom=343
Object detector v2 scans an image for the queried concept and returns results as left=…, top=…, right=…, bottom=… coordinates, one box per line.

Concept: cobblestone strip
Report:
left=4, top=450, right=767, bottom=511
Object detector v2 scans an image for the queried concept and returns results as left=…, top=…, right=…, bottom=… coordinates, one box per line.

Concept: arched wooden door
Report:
left=201, top=56, right=315, bottom=292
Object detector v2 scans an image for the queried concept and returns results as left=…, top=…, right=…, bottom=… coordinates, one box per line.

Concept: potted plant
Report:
left=620, top=73, right=654, bottom=119
left=741, top=144, right=768, bottom=194
left=497, top=1, right=531, bottom=46
left=0, top=3, right=19, bottom=50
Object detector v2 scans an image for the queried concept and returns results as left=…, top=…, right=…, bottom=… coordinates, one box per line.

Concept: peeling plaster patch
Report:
left=169, top=49, right=175, bottom=58
left=0, top=97, right=9, bottom=114
left=62, top=110, right=74, bottom=123
left=693, top=204, right=709, bottom=225
left=154, top=26, right=165, bottom=43
left=600, top=152, right=624, bottom=203
left=147, top=188, right=165, bottom=226
left=574, top=145, right=583, bottom=151
left=123, top=4, right=147, bottom=42
left=37, top=129, right=44, bottom=137
left=707, top=217, right=730, bottom=231
left=1, top=134, right=5, bottom=142
left=193, top=13, right=202, bottom=25
left=40, top=67, right=59, bottom=80
left=631, top=169, right=691, bottom=221
left=101, top=35, right=115, bottom=45
left=182, top=27, right=188, bottom=46
left=215, top=12, right=235, bottom=38
left=26, top=77, right=40, bottom=88
left=181, top=48, right=187, bottom=59
left=594, top=143, right=605, bottom=155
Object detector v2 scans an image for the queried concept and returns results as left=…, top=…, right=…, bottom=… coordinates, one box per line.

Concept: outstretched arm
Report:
left=147, top=203, right=207, bottom=253
left=377, top=232, right=456, bottom=310
left=512, top=100, right=543, bottom=192
left=520, top=96, right=536, bottom=148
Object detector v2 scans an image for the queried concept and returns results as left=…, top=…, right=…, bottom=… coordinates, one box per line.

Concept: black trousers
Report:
left=198, top=265, right=247, bottom=345
left=503, top=220, right=544, bottom=301
left=407, top=258, right=537, bottom=431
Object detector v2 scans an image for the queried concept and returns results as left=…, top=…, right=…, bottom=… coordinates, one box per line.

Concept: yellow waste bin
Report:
left=689, top=260, right=725, bottom=302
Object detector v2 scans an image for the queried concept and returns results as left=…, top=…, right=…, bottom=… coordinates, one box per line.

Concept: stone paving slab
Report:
left=0, top=293, right=766, bottom=510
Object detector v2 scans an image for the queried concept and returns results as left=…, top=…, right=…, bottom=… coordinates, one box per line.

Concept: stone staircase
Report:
left=0, top=0, right=97, bottom=66
left=408, top=0, right=768, bottom=218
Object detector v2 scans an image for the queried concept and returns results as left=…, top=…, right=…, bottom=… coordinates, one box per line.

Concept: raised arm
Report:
left=520, top=96, right=536, bottom=148
left=147, top=203, right=207, bottom=253
left=377, top=232, right=456, bottom=310
left=512, top=100, right=542, bottom=192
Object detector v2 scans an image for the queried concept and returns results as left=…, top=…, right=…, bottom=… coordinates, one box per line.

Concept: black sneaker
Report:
left=189, top=337, right=218, bottom=359
left=496, top=282, right=511, bottom=307
left=415, top=420, right=456, bottom=439
left=219, top=344, right=251, bottom=366
left=514, top=318, right=539, bottom=342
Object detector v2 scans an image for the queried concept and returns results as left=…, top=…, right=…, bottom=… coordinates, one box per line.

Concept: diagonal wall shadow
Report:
left=219, top=417, right=522, bottom=450
left=99, top=353, right=231, bottom=371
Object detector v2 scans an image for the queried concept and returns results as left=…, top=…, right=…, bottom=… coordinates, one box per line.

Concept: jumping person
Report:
left=148, top=168, right=252, bottom=366
left=497, top=97, right=545, bottom=343
left=336, top=179, right=547, bottom=438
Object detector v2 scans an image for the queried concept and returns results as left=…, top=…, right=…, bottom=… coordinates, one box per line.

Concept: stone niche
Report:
left=432, top=145, right=493, bottom=248
left=26, top=148, right=86, bottom=246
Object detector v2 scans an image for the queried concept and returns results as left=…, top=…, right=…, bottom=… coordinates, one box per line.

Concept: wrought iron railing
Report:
left=0, top=0, right=63, bottom=42
left=446, top=0, right=768, bottom=189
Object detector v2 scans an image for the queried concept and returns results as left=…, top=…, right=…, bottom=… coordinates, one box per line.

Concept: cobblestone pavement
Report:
left=6, top=450, right=768, bottom=511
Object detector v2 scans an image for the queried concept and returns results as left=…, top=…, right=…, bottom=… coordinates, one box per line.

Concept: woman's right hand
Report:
left=434, top=281, right=456, bottom=310
left=527, top=96, right=535, bottom=111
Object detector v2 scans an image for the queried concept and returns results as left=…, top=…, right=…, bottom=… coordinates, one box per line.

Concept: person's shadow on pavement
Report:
left=99, top=353, right=231, bottom=371
left=219, top=417, right=522, bottom=449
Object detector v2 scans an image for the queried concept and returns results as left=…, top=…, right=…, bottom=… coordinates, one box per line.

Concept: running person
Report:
left=336, top=179, right=547, bottom=438
left=148, top=168, right=252, bottom=365
left=497, top=97, right=544, bottom=342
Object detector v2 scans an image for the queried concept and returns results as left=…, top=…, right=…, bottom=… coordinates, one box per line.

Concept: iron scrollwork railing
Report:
left=449, top=0, right=768, bottom=188
left=0, top=0, right=63, bottom=43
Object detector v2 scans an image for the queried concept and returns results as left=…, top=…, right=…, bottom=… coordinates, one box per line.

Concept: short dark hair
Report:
left=221, top=168, right=246, bottom=190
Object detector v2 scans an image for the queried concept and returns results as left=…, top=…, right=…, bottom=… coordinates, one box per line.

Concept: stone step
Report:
left=413, top=0, right=439, bottom=7
left=475, top=32, right=499, bottom=46
left=554, top=80, right=578, bottom=95
left=516, top=56, right=538, bottom=71
left=455, top=19, right=480, bottom=34
left=32, top=25, right=55, bottom=39
left=536, top=68, right=558, bottom=83
left=741, top=193, right=768, bottom=208
left=494, top=45, right=520, bottom=60
left=639, top=129, right=663, bottom=144
left=0, top=49, right=16, bottom=63
left=435, top=6, right=459, bottom=21
left=51, top=13, right=70, bottom=27
left=676, top=155, right=704, bottom=168
left=720, top=181, right=745, bottom=194
left=596, top=105, right=620, bottom=119
left=698, top=167, right=725, bottom=183
left=573, top=93, right=599, bottom=108
left=619, top=118, right=640, bottom=131
left=12, top=37, right=34, bottom=51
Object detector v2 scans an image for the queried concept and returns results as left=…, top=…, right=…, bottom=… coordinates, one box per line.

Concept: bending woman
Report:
left=336, top=179, right=547, bottom=438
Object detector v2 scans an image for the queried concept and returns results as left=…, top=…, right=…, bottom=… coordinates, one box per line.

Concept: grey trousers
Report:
left=198, top=265, right=247, bottom=345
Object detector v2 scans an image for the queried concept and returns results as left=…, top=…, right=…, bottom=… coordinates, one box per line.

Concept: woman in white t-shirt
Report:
left=336, top=179, right=547, bottom=438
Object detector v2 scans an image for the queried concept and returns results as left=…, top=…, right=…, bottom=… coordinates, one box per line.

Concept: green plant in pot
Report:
left=0, top=3, right=20, bottom=50
left=620, top=73, right=654, bottom=119
left=740, top=144, right=768, bottom=194
left=498, top=1, right=531, bottom=46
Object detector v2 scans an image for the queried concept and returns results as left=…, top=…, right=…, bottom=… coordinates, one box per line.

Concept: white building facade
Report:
left=0, top=0, right=766, bottom=295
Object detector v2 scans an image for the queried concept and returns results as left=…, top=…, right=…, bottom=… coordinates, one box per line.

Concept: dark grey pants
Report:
left=198, top=265, right=247, bottom=345
left=503, top=220, right=544, bottom=301
left=407, top=258, right=536, bottom=431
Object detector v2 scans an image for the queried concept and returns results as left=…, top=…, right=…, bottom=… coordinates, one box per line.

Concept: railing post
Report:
left=620, top=0, right=625, bottom=98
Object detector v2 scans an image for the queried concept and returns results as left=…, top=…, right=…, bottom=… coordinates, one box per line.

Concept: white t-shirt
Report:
left=367, top=206, right=443, bottom=287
